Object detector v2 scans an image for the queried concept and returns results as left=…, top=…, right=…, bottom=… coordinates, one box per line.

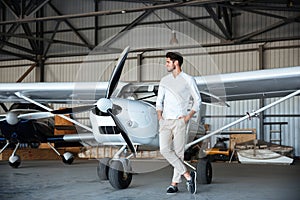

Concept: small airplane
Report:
left=0, top=46, right=299, bottom=189
left=0, top=101, right=81, bottom=168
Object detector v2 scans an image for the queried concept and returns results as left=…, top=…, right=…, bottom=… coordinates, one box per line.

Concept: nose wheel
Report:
left=47, top=142, right=74, bottom=165
left=9, top=154, right=21, bottom=168
left=108, top=159, right=132, bottom=189
left=6, top=143, right=21, bottom=168
left=97, top=157, right=133, bottom=189
left=62, top=152, right=74, bottom=165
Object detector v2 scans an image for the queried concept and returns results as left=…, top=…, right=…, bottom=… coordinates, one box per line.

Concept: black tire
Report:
left=97, top=157, right=110, bottom=180
left=62, top=157, right=74, bottom=165
left=8, top=155, right=21, bottom=168
left=62, top=152, right=74, bottom=165
left=108, top=160, right=132, bottom=189
left=196, top=157, right=212, bottom=184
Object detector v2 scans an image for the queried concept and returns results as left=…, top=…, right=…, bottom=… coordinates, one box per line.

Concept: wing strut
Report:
left=185, top=89, right=300, bottom=150
left=14, top=92, right=93, bottom=132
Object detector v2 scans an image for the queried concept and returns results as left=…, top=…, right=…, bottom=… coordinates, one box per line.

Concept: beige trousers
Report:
left=159, top=119, right=187, bottom=183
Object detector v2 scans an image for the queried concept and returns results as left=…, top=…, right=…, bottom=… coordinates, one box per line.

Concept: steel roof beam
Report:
left=204, top=5, right=231, bottom=39
left=219, top=3, right=288, bottom=20
left=48, top=2, right=93, bottom=50
left=221, top=5, right=232, bottom=37
left=0, top=31, right=95, bottom=49
left=0, top=39, right=36, bottom=54
left=0, top=48, right=35, bottom=61
left=234, top=15, right=300, bottom=43
left=168, top=7, right=225, bottom=40
left=235, top=5, right=300, bottom=12
left=0, top=0, right=225, bottom=25
left=21, top=23, right=39, bottom=53
left=43, top=21, right=61, bottom=57
left=103, top=9, right=154, bottom=47
left=2, top=0, right=39, bottom=53
left=1, top=0, right=19, bottom=19
left=0, top=23, right=21, bottom=50
left=25, top=0, right=50, bottom=16
left=0, top=2, right=6, bottom=39
left=0, top=34, right=298, bottom=61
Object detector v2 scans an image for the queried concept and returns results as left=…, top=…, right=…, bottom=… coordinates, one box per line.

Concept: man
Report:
left=156, top=52, right=202, bottom=195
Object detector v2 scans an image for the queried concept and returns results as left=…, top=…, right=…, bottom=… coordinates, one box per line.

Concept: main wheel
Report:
left=108, top=160, right=132, bottom=189
left=97, top=157, right=110, bottom=180
left=196, top=157, right=212, bottom=184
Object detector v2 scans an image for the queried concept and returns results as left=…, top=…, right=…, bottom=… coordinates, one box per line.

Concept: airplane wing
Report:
left=0, top=66, right=299, bottom=105
left=0, top=82, right=109, bottom=104
left=116, top=66, right=300, bottom=105
left=195, top=66, right=300, bottom=101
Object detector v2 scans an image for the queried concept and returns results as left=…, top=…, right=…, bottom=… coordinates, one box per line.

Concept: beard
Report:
left=167, top=64, right=176, bottom=72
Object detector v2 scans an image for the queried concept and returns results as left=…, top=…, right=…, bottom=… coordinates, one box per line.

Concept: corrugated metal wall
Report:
left=0, top=60, right=36, bottom=82
left=0, top=2, right=299, bottom=156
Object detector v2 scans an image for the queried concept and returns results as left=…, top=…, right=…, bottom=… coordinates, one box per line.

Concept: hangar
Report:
left=0, top=0, right=299, bottom=199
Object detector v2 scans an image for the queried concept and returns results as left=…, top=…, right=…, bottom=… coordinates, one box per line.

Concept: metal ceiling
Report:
left=0, top=0, right=299, bottom=63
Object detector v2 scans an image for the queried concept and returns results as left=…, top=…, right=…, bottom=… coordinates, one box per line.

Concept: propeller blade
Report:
left=0, top=114, right=6, bottom=119
left=105, top=46, right=130, bottom=99
left=18, top=112, right=54, bottom=120
left=51, top=105, right=96, bottom=114
left=107, top=109, right=136, bottom=154
left=0, top=115, right=6, bottom=122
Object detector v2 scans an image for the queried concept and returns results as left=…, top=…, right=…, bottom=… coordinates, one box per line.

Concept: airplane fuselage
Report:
left=89, top=97, right=203, bottom=148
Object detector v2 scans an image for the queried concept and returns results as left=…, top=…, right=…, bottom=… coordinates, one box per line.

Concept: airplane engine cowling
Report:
left=89, top=98, right=159, bottom=147
left=108, top=98, right=159, bottom=146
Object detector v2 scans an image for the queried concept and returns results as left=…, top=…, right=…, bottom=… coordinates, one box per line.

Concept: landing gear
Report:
left=196, top=157, right=212, bottom=184
left=108, top=159, right=132, bottom=189
left=97, top=157, right=111, bottom=180
left=62, top=152, right=74, bottom=165
left=47, top=142, right=74, bottom=165
left=9, top=154, right=21, bottom=168
left=184, top=157, right=212, bottom=185
left=0, top=140, right=75, bottom=167
left=8, top=143, right=21, bottom=168
left=96, top=146, right=133, bottom=189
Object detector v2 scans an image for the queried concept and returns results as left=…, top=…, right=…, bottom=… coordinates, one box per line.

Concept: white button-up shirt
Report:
left=156, top=72, right=201, bottom=119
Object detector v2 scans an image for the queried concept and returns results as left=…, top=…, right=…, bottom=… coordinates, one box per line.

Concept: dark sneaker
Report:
left=186, top=171, right=197, bottom=194
left=166, top=185, right=178, bottom=195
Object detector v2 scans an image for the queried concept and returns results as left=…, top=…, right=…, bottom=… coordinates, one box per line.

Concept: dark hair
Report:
left=166, top=52, right=183, bottom=66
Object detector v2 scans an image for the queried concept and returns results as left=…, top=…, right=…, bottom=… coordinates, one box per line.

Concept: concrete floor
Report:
left=0, top=159, right=299, bottom=200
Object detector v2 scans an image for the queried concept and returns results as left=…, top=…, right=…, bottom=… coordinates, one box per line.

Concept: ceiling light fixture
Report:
left=169, top=30, right=179, bottom=45
left=148, top=4, right=179, bottom=45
